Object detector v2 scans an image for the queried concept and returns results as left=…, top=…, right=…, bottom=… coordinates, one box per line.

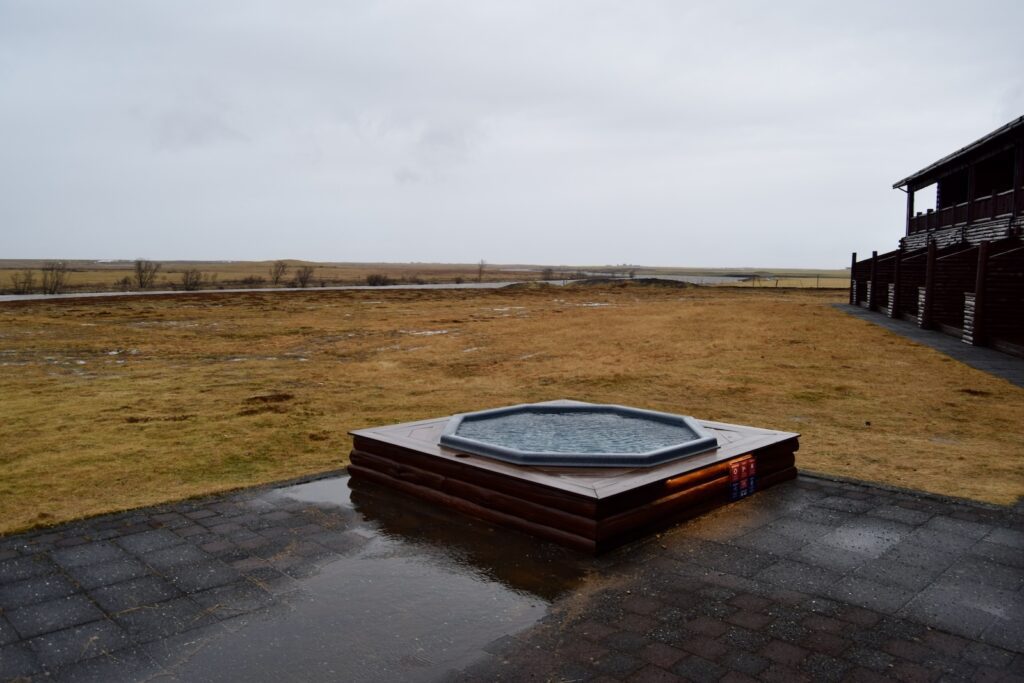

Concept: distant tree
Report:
left=116, top=276, right=133, bottom=291
left=294, top=265, right=315, bottom=288
left=541, top=267, right=554, bottom=280
left=270, top=261, right=288, bottom=286
left=477, top=259, right=486, bottom=282
left=181, top=268, right=203, bottom=291
left=41, top=261, right=69, bottom=294
left=10, top=270, right=35, bottom=294
left=133, top=259, right=161, bottom=289
left=366, top=274, right=392, bottom=286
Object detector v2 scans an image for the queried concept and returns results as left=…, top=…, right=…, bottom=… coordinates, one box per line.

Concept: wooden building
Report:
left=850, top=116, right=1024, bottom=356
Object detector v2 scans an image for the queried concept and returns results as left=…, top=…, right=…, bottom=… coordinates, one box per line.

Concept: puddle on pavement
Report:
left=165, top=475, right=592, bottom=682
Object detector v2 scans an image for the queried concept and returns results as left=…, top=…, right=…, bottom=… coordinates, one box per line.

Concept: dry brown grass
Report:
left=0, top=260, right=516, bottom=291
left=1, top=285, right=1020, bottom=535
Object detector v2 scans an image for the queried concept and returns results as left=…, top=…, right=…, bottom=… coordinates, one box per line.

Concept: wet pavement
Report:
left=1, top=472, right=1022, bottom=682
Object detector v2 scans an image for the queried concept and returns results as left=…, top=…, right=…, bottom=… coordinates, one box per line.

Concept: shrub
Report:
left=294, top=266, right=315, bottom=288
left=10, top=270, right=35, bottom=294
left=41, top=261, right=69, bottom=294
left=181, top=269, right=203, bottom=291
left=133, top=260, right=161, bottom=289
left=269, top=261, right=288, bottom=286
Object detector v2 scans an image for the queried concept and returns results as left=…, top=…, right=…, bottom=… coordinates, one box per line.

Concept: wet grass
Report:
left=0, top=284, right=1020, bottom=534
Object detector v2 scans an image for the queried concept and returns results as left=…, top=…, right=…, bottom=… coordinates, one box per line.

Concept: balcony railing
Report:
left=909, top=188, right=1018, bottom=234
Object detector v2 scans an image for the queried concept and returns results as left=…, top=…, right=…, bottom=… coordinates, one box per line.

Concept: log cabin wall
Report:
left=930, top=245, right=979, bottom=333
left=850, top=235, right=1023, bottom=357
left=896, top=248, right=928, bottom=319
left=849, top=117, right=1024, bottom=357
left=874, top=252, right=897, bottom=297
left=983, top=243, right=1024, bottom=353
left=851, top=249, right=898, bottom=310
left=847, top=258, right=864, bottom=305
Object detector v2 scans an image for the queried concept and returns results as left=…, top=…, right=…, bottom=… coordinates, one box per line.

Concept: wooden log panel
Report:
left=349, top=409, right=802, bottom=554
left=349, top=460, right=799, bottom=555
left=352, top=436, right=598, bottom=517
left=595, top=467, right=798, bottom=553
left=350, top=449, right=598, bottom=538
left=598, top=453, right=794, bottom=537
left=931, top=245, right=978, bottom=331
left=962, top=293, right=978, bottom=345
left=347, top=463, right=598, bottom=553
left=598, top=474, right=730, bottom=540
left=901, top=216, right=1015, bottom=251
left=983, top=243, right=1024, bottom=351
left=352, top=445, right=795, bottom=539
left=898, top=252, right=927, bottom=317
left=595, top=442, right=796, bottom=518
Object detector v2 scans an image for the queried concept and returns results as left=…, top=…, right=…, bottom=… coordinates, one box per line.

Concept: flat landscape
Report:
left=0, top=259, right=852, bottom=293
left=1, top=283, right=1021, bottom=535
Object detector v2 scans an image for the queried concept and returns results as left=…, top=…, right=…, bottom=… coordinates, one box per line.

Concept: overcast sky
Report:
left=2, top=1, right=1022, bottom=267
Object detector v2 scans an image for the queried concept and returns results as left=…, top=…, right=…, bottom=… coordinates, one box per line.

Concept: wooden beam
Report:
left=891, top=246, right=903, bottom=317
left=869, top=250, right=878, bottom=310
left=849, top=252, right=857, bottom=305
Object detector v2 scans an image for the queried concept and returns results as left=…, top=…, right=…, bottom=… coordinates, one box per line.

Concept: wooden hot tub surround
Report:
left=348, top=400, right=799, bottom=554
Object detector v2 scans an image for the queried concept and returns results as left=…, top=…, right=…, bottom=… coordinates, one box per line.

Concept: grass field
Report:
left=1, top=284, right=1019, bottom=535
left=0, top=259, right=851, bottom=293
left=0, top=259, right=515, bottom=291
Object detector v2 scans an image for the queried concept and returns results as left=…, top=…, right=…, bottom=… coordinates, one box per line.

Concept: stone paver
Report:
left=453, top=475, right=1024, bottom=682
left=0, top=471, right=1021, bottom=681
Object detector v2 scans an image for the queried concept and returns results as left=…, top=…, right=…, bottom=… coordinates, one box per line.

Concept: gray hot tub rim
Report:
left=438, top=402, right=719, bottom=468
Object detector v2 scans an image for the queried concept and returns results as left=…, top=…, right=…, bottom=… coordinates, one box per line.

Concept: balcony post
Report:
left=905, top=186, right=915, bottom=235
left=868, top=250, right=878, bottom=310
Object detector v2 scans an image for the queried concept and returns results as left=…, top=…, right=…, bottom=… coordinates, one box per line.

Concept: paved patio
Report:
left=1, top=473, right=1021, bottom=682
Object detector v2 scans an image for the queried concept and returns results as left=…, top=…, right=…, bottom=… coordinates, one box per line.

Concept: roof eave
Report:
left=892, top=115, right=1024, bottom=190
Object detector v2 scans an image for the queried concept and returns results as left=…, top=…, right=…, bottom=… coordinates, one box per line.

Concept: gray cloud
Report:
left=154, top=109, right=246, bottom=150
left=1, top=0, right=1022, bottom=266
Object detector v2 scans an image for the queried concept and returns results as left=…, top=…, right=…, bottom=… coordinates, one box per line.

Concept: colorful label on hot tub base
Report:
left=729, top=456, right=757, bottom=501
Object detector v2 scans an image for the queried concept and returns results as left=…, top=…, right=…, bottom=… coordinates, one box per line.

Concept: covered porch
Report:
left=898, top=116, right=1024, bottom=245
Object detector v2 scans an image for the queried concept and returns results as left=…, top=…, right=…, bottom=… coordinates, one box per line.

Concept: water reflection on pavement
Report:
left=162, top=476, right=591, bottom=682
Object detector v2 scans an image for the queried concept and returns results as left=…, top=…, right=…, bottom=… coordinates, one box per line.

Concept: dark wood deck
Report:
left=349, top=402, right=799, bottom=553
